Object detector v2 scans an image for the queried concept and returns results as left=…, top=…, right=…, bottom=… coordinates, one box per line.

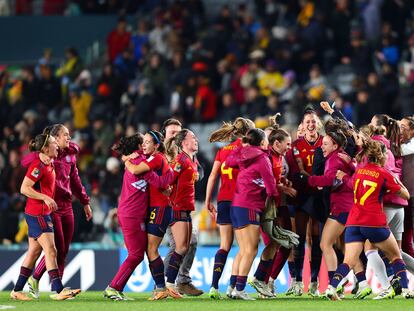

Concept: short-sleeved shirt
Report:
left=346, top=163, right=402, bottom=227
left=25, top=159, right=56, bottom=216
left=292, top=135, right=323, bottom=175
left=170, top=152, right=198, bottom=211
left=144, top=152, right=170, bottom=207
left=215, top=139, right=242, bottom=202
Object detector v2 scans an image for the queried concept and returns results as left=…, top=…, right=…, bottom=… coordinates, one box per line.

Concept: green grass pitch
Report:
left=2, top=291, right=414, bottom=311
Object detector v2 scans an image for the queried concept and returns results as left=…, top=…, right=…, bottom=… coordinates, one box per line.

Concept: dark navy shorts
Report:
left=217, top=201, right=232, bottom=225
left=345, top=226, right=391, bottom=244
left=171, top=210, right=192, bottom=223
left=25, top=213, right=54, bottom=240
left=146, top=206, right=172, bottom=237
left=288, top=205, right=296, bottom=218
left=231, top=206, right=261, bottom=229
left=328, top=212, right=349, bottom=226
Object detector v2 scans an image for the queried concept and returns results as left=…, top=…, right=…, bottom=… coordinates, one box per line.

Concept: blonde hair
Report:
left=209, top=117, right=255, bottom=142
left=356, top=139, right=387, bottom=166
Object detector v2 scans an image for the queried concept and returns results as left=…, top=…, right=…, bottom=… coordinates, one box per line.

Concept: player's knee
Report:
left=44, top=245, right=57, bottom=259
left=175, top=245, right=188, bottom=255
left=27, top=247, right=42, bottom=261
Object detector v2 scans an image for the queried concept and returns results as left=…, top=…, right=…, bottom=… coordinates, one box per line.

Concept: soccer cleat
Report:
left=324, top=285, right=341, bottom=301
left=176, top=282, right=203, bottom=296
left=268, top=279, right=276, bottom=297
left=119, top=292, right=134, bottom=301
left=209, top=287, right=221, bottom=299
left=293, top=281, right=304, bottom=296
left=353, top=283, right=372, bottom=299
left=166, top=285, right=183, bottom=299
left=391, top=276, right=402, bottom=295
left=373, top=286, right=395, bottom=300
left=248, top=277, right=274, bottom=297
left=148, top=288, right=169, bottom=301
left=50, top=287, right=81, bottom=301
left=336, top=284, right=345, bottom=299
left=402, top=288, right=414, bottom=299
left=103, top=286, right=125, bottom=301
left=233, top=289, right=256, bottom=300
left=27, top=276, right=40, bottom=299
left=308, top=281, right=319, bottom=297
left=285, top=280, right=296, bottom=296
left=226, top=286, right=235, bottom=299
left=10, top=290, right=32, bottom=301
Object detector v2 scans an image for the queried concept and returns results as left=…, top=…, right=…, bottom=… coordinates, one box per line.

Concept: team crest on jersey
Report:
left=252, top=178, right=265, bottom=187
left=66, top=155, right=71, bottom=162
left=31, top=168, right=40, bottom=178
left=293, top=148, right=299, bottom=155
left=174, top=163, right=182, bottom=172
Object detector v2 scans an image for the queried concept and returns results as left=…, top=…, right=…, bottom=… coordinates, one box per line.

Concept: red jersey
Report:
left=346, top=163, right=401, bottom=227
left=145, top=152, right=170, bottom=208
left=270, top=150, right=283, bottom=184
left=25, top=159, right=56, bottom=216
left=292, top=135, right=323, bottom=175
left=215, top=139, right=242, bottom=202
left=170, top=152, right=198, bottom=211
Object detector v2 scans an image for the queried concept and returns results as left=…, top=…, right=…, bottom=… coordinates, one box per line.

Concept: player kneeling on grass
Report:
left=324, top=140, right=414, bottom=300
left=11, top=134, right=80, bottom=301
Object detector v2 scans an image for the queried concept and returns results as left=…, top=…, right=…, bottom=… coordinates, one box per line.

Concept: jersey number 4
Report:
left=221, top=163, right=233, bottom=180
left=354, top=179, right=377, bottom=205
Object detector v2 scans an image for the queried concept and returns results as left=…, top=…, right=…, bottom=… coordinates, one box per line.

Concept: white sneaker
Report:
left=373, top=286, right=395, bottom=300
left=268, top=279, right=276, bottom=297
left=324, top=285, right=341, bottom=301
left=233, top=289, right=256, bottom=300
left=286, top=280, right=296, bottom=296
left=308, top=281, right=319, bottom=297
left=293, top=281, right=304, bottom=296
left=226, top=285, right=235, bottom=299
left=248, top=277, right=273, bottom=297
left=402, top=288, right=414, bottom=299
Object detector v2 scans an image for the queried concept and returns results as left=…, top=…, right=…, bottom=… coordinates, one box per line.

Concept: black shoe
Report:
left=391, top=276, right=402, bottom=295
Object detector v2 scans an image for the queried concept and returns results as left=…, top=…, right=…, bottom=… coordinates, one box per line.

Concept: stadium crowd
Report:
left=1, top=0, right=414, bottom=248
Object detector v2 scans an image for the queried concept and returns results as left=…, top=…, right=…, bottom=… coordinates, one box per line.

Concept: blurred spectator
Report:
left=131, top=20, right=149, bottom=63
left=194, top=75, right=217, bottom=122
left=149, top=17, right=171, bottom=58
left=107, top=17, right=131, bottom=63
left=218, top=91, right=239, bottom=122
left=98, top=157, right=122, bottom=214
left=70, top=85, right=92, bottom=131
left=258, top=59, right=284, bottom=96
left=0, top=0, right=10, bottom=16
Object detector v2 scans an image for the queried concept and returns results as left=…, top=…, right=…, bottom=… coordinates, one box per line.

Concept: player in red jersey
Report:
left=249, top=116, right=298, bottom=298
left=290, top=109, right=323, bottom=296
left=22, top=124, right=92, bottom=299
left=164, top=129, right=199, bottom=294
left=204, top=118, right=255, bottom=299
left=11, top=134, right=80, bottom=301
left=123, top=130, right=181, bottom=300
left=325, top=139, right=414, bottom=300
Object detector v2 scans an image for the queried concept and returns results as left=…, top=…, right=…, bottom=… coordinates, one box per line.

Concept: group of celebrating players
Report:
left=9, top=100, right=414, bottom=302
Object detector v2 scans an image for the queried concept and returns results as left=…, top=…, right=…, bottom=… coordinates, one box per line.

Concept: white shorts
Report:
left=384, top=204, right=404, bottom=241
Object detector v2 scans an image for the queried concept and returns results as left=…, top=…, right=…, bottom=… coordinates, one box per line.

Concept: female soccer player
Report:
left=22, top=124, right=91, bottom=299
left=164, top=129, right=199, bottom=294
left=103, top=133, right=174, bottom=301
left=325, top=139, right=414, bottom=300
left=122, top=130, right=181, bottom=300
left=226, top=128, right=278, bottom=300
left=249, top=117, right=297, bottom=298
left=290, top=108, right=323, bottom=296
left=204, top=117, right=254, bottom=299
left=11, top=134, right=80, bottom=301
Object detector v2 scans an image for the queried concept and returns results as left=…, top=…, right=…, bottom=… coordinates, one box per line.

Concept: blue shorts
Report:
left=217, top=201, right=232, bottom=225
left=288, top=205, right=296, bottom=218
left=231, top=206, right=261, bottom=229
left=25, top=213, right=54, bottom=240
left=146, top=206, right=172, bottom=237
left=329, top=212, right=349, bottom=225
left=345, top=226, right=391, bottom=244
left=171, top=210, right=192, bottom=223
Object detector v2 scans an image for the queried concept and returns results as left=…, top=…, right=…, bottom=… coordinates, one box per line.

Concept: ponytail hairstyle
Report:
left=146, top=130, right=165, bottom=153
left=372, top=114, right=401, bottom=157
left=43, top=124, right=65, bottom=137
left=29, top=134, right=50, bottom=152
left=166, top=128, right=191, bottom=159
left=209, top=117, right=255, bottom=142
left=324, top=118, right=353, bottom=138
left=112, top=133, right=143, bottom=156
left=359, top=124, right=375, bottom=137
left=326, top=130, right=347, bottom=149
left=267, top=113, right=290, bottom=145
left=242, top=128, right=266, bottom=146
left=356, top=139, right=387, bottom=166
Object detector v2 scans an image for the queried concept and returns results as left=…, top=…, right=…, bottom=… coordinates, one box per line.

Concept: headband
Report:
left=41, top=134, right=49, bottom=150
left=149, top=131, right=160, bottom=144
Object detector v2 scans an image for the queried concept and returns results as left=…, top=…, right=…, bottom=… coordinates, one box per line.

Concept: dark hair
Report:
left=301, top=106, right=317, bottom=123
left=373, top=114, right=401, bottom=157
left=242, top=128, right=266, bottom=146
left=326, top=130, right=347, bottom=149
left=112, top=133, right=143, bottom=155
left=356, top=139, right=386, bottom=166
left=171, top=129, right=190, bottom=149
left=29, top=134, right=50, bottom=152
left=146, top=130, right=165, bottom=153
left=209, top=117, right=255, bottom=142
left=161, top=118, right=182, bottom=136
left=402, top=116, right=414, bottom=130
left=43, top=124, right=65, bottom=137
left=266, top=114, right=290, bottom=145
left=324, top=118, right=353, bottom=137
